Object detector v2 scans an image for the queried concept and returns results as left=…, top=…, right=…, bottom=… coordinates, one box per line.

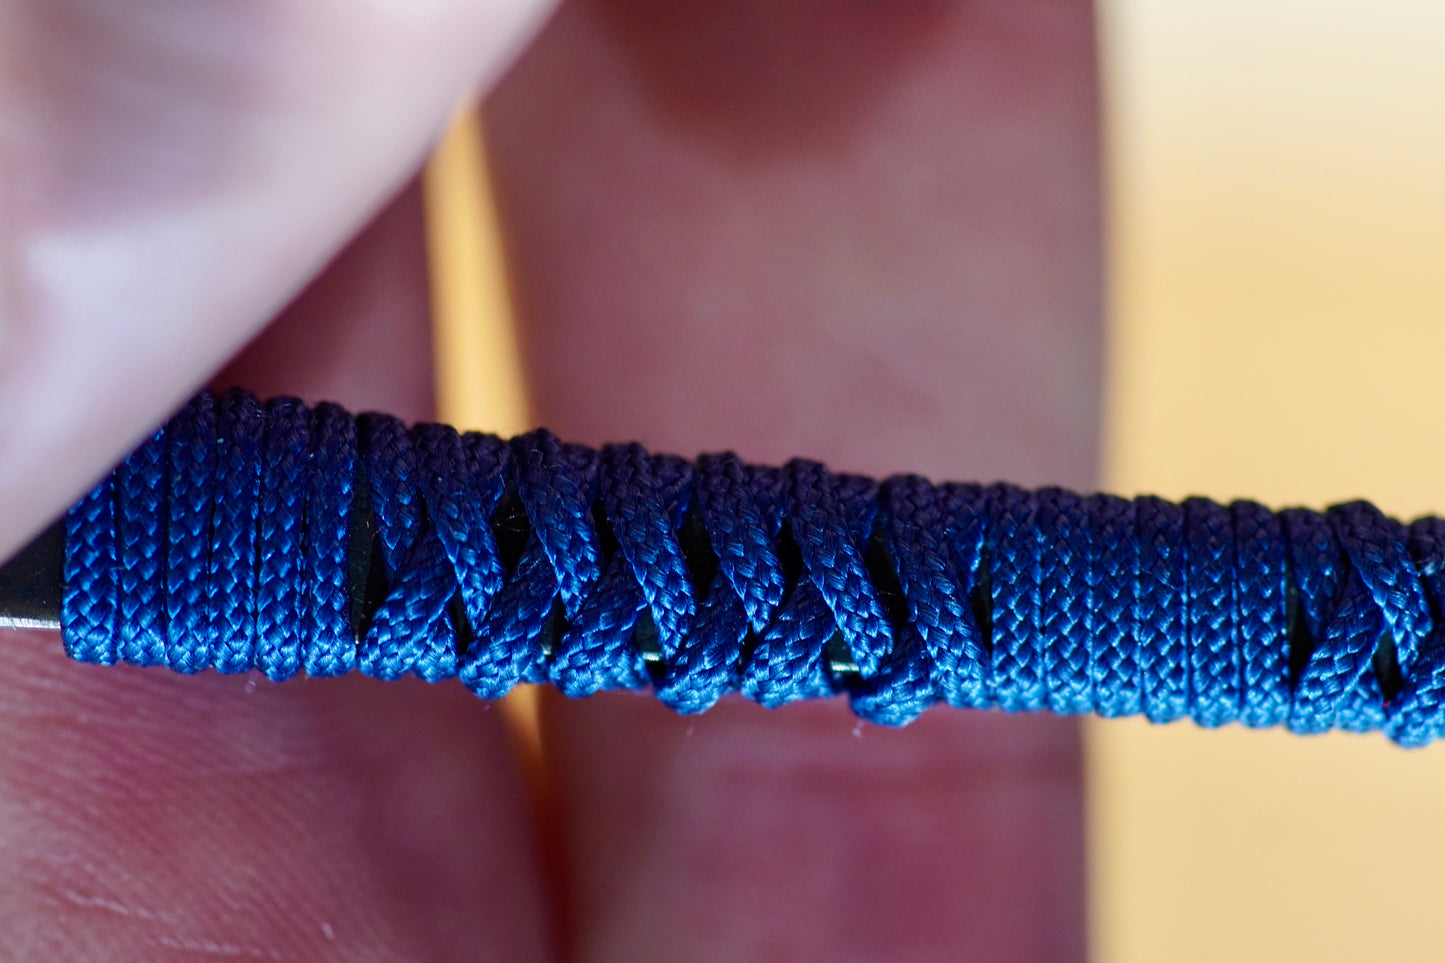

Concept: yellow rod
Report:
left=422, top=104, right=540, bottom=748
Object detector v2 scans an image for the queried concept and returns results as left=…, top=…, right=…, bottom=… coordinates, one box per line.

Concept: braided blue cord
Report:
left=1088, top=493, right=1139, bottom=719
left=62, top=458, right=118, bottom=666
left=210, top=389, right=264, bottom=675
left=165, top=394, right=215, bottom=674
left=357, top=412, right=458, bottom=683
left=987, top=483, right=1040, bottom=712
left=58, top=390, right=1445, bottom=747
left=116, top=427, right=168, bottom=668
left=255, top=397, right=309, bottom=681
left=303, top=403, right=357, bottom=678
left=654, top=452, right=779, bottom=713
left=1136, top=496, right=1186, bottom=723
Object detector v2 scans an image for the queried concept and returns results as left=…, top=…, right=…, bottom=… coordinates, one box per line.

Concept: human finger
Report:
left=485, top=0, right=1101, bottom=958
left=0, top=184, right=553, bottom=961
left=0, top=0, right=555, bottom=559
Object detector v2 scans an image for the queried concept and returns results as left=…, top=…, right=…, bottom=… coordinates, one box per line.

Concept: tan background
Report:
left=427, top=2, right=1445, bottom=958
left=1096, top=0, right=1445, bottom=960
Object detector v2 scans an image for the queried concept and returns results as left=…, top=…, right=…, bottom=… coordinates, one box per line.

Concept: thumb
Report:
left=0, top=0, right=555, bottom=558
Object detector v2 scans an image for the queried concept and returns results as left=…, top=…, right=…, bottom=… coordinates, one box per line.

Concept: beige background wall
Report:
left=428, top=2, right=1445, bottom=957
left=1095, top=0, right=1445, bottom=960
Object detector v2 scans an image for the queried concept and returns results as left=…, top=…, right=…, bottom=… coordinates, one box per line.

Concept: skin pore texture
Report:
left=0, top=1, right=1100, bottom=960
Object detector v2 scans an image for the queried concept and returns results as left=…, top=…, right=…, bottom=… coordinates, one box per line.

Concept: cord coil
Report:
left=59, top=389, right=1445, bottom=745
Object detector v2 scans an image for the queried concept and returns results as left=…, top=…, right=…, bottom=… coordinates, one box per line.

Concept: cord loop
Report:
left=59, top=389, right=1445, bottom=745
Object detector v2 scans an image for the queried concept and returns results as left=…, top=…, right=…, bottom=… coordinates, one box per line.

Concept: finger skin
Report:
left=546, top=698, right=1083, bottom=962
left=486, top=0, right=1100, bottom=959
left=0, top=186, right=553, bottom=961
left=0, top=0, right=556, bottom=560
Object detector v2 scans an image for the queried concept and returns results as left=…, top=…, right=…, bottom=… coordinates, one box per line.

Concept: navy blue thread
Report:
left=58, top=390, right=1445, bottom=746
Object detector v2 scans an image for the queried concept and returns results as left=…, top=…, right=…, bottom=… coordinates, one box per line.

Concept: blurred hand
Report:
left=0, top=0, right=554, bottom=556
left=0, top=2, right=1101, bottom=959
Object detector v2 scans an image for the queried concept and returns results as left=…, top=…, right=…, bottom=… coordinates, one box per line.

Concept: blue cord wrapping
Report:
left=58, top=389, right=1445, bottom=747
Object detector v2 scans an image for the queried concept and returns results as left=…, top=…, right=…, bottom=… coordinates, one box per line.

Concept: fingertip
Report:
left=0, top=0, right=557, bottom=561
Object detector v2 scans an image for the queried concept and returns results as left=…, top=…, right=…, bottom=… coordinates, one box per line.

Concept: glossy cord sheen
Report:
left=44, top=389, right=1445, bottom=746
